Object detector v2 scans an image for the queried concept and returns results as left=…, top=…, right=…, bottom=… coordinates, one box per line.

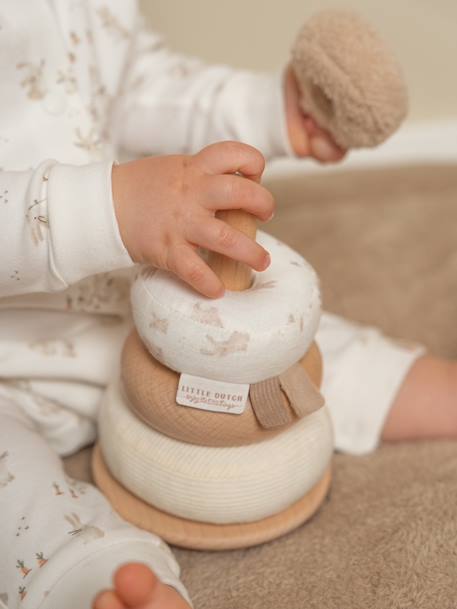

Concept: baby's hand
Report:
left=112, top=141, right=274, bottom=298
left=284, top=64, right=347, bottom=163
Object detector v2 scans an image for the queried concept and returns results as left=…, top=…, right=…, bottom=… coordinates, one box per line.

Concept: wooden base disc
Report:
left=92, top=444, right=332, bottom=551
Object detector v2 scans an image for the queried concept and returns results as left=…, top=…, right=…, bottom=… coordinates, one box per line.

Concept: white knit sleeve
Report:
left=114, top=22, right=293, bottom=160
left=0, top=160, right=133, bottom=297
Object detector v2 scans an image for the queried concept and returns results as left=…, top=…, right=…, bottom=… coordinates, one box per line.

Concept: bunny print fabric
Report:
left=0, top=388, right=190, bottom=609
left=0, top=1, right=288, bottom=603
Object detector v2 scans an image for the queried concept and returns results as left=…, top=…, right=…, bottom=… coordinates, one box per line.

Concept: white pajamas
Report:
left=0, top=1, right=424, bottom=607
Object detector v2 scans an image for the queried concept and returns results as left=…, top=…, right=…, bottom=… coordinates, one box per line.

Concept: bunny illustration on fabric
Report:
left=64, top=513, right=105, bottom=544
left=200, top=331, right=250, bottom=357
left=0, top=451, right=15, bottom=488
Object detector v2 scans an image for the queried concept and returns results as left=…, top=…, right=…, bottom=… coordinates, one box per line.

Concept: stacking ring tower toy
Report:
left=92, top=10, right=408, bottom=550
left=92, top=210, right=334, bottom=550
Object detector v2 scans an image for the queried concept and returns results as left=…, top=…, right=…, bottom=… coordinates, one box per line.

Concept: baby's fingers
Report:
left=195, top=141, right=265, bottom=183
left=306, top=120, right=347, bottom=163
left=310, top=135, right=346, bottom=163
left=203, top=174, right=275, bottom=222
left=167, top=244, right=224, bottom=299
left=187, top=219, right=270, bottom=273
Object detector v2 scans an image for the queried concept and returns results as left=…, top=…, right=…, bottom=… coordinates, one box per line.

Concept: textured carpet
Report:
left=65, top=163, right=457, bottom=609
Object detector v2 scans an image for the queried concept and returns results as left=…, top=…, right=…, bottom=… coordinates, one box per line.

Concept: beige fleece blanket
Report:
left=65, top=163, right=457, bottom=609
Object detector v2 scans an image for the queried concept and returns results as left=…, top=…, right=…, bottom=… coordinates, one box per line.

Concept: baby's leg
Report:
left=382, top=355, right=457, bottom=442
left=317, top=312, right=428, bottom=454
left=0, top=390, right=190, bottom=609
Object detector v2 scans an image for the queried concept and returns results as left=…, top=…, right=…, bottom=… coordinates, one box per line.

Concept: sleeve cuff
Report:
left=247, top=69, right=295, bottom=159
left=218, top=69, right=295, bottom=160
left=47, top=160, right=134, bottom=288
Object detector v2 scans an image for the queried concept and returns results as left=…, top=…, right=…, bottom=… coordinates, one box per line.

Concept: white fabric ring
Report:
left=131, top=231, right=321, bottom=384
left=98, top=381, right=334, bottom=524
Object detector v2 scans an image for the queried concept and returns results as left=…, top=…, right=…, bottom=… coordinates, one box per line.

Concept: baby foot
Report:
left=93, top=563, right=191, bottom=609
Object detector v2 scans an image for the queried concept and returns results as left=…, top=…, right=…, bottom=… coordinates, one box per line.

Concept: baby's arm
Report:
left=0, top=160, right=132, bottom=298
left=0, top=142, right=273, bottom=300
left=107, top=17, right=344, bottom=164
left=110, top=21, right=291, bottom=160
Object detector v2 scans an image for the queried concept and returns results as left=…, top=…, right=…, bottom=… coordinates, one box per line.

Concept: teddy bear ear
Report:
left=291, top=10, right=408, bottom=149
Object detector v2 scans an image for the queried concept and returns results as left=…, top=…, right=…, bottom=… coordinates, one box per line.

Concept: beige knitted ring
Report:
left=121, top=330, right=323, bottom=447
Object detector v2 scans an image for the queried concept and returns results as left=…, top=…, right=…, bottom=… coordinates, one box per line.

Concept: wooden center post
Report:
left=207, top=210, right=257, bottom=291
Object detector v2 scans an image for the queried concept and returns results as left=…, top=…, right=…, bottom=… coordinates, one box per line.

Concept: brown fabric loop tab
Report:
left=250, top=377, right=295, bottom=429
left=279, top=364, right=324, bottom=418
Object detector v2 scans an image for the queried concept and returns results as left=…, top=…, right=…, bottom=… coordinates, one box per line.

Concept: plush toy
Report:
left=291, top=10, right=408, bottom=149
left=92, top=11, right=408, bottom=550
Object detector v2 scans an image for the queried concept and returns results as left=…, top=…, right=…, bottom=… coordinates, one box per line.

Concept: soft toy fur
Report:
left=291, top=10, right=408, bottom=149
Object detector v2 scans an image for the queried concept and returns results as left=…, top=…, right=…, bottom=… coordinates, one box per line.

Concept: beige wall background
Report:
left=140, top=0, right=457, bottom=123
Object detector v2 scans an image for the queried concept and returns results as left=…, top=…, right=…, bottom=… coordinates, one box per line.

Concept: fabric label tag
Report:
left=176, top=373, right=249, bottom=415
